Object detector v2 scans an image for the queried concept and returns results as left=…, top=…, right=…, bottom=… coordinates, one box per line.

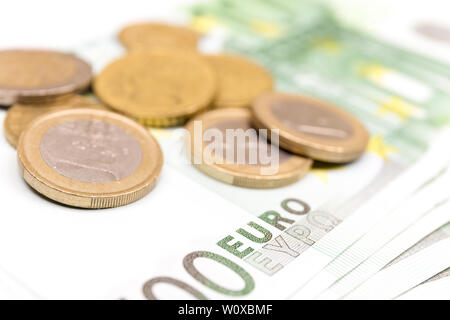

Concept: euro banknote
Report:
left=397, top=275, right=450, bottom=300
left=317, top=212, right=450, bottom=299
left=185, top=0, right=450, bottom=299
left=291, top=166, right=450, bottom=299
left=346, top=235, right=450, bottom=299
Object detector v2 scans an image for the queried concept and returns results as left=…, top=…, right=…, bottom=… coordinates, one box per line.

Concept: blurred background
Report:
left=0, top=0, right=449, bottom=64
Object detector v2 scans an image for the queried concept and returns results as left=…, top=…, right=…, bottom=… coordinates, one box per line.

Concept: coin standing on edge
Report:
left=4, top=94, right=104, bottom=148
left=94, top=49, right=216, bottom=127
left=185, top=108, right=312, bottom=188
left=18, top=108, right=163, bottom=209
left=206, top=54, right=273, bottom=109
left=0, top=50, right=92, bottom=105
left=251, top=92, right=369, bottom=163
left=119, top=22, right=200, bottom=51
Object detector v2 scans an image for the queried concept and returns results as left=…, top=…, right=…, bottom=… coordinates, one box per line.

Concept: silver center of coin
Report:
left=40, top=120, right=142, bottom=183
left=271, top=99, right=353, bottom=140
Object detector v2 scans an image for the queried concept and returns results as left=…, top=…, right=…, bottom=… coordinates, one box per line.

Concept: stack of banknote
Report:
left=169, top=0, right=450, bottom=299
left=0, top=0, right=448, bottom=299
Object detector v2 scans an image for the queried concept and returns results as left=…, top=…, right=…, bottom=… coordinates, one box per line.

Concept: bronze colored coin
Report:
left=94, top=49, right=216, bottom=127
left=13, top=92, right=74, bottom=104
left=205, top=54, right=273, bottom=109
left=18, top=108, right=163, bottom=209
left=185, top=108, right=312, bottom=188
left=251, top=92, right=369, bottom=163
left=0, top=50, right=92, bottom=105
left=119, top=23, right=199, bottom=51
left=4, top=94, right=105, bottom=148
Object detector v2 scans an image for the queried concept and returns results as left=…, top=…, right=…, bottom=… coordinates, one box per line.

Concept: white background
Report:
left=0, top=0, right=448, bottom=54
left=0, top=0, right=197, bottom=49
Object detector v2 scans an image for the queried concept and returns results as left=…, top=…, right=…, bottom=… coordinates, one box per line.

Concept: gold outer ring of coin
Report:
left=94, top=49, right=216, bottom=127
left=205, top=54, right=273, bottom=109
left=4, top=94, right=105, bottom=149
left=185, top=108, right=312, bottom=189
left=119, top=22, right=200, bottom=51
left=0, top=49, right=92, bottom=105
left=251, top=92, right=369, bottom=163
left=17, top=108, right=163, bottom=209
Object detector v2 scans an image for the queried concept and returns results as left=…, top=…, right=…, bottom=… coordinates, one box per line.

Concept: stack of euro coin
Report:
left=1, top=21, right=370, bottom=211
left=1, top=48, right=163, bottom=209
left=114, top=22, right=368, bottom=188
left=102, top=21, right=369, bottom=189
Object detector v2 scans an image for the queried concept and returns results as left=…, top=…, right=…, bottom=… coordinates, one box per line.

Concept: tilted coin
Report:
left=94, top=49, right=216, bottom=127
left=205, top=54, right=273, bottom=109
left=4, top=94, right=105, bottom=148
left=185, top=108, right=312, bottom=188
left=251, top=92, right=369, bottom=163
left=18, top=108, right=163, bottom=208
left=119, top=22, right=199, bottom=51
left=0, top=49, right=92, bottom=105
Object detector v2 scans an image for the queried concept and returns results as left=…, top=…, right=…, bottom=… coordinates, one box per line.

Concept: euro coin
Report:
left=4, top=94, right=104, bottom=148
left=0, top=50, right=92, bottom=105
left=94, top=49, right=216, bottom=127
left=119, top=23, right=199, bottom=50
left=17, top=108, right=163, bottom=209
left=185, top=108, right=312, bottom=188
left=251, top=92, right=369, bottom=163
left=206, top=54, right=273, bottom=109
left=119, top=22, right=199, bottom=51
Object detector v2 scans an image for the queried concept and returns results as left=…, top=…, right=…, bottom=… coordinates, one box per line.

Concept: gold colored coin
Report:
left=18, top=108, right=163, bottom=209
left=251, top=92, right=369, bottom=163
left=119, top=23, right=199, bottom=51
left=185, top=108, right=312, bottom=188
left=205, top=54, right=273, bottom=109
left=0, top=50, right=92, bottom=105
left=94, top=49, right=216, bottom=127
left=4, top=94, right=105, bottom=148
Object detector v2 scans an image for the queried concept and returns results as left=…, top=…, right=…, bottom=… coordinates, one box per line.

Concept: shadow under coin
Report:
left=312, top=160, right=347, bottom=170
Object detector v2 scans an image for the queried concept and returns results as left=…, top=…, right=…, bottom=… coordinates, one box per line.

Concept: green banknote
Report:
left=162, top=0, right=450, bottom=298
left=186, top=0, right=450, bottom=214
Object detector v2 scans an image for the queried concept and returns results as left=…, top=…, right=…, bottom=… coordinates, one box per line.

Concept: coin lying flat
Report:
left=94, top=50, right=216, bottom=127
left=251, top=92, right=369, bottom=163
left=18, top=108, right=163, bottom=208
left=119, top=23, right=199, bottom=51
left=205, top=54, right=273, bottom=109
left=4, top=94, right=104, bottom=148
left=0, top=50, right=92, bottom=105
left=185, top=108, right=312, bottom=188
